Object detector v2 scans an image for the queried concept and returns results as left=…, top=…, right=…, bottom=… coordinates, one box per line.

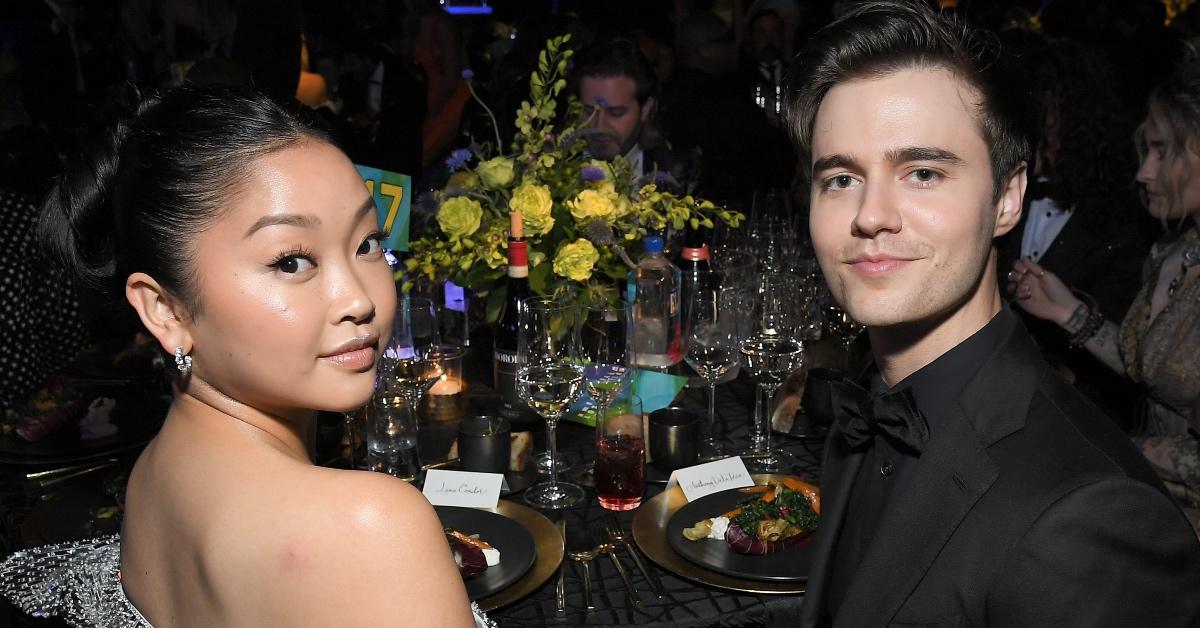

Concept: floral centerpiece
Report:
left=402, top=35, right=743, bottom=321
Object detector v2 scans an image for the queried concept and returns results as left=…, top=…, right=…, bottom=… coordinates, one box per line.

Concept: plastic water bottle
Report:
left=628, top=236, right=683, bottom=370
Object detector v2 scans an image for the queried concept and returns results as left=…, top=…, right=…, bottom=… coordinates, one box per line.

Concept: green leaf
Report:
left=528, top=260, right=551, bottom=294
left=485, top=283, right=507, bottom=324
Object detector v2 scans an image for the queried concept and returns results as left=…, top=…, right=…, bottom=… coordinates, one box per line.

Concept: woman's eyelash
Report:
left=365, top=230, right=387, bottom=244
left=268, top=246, right=314, bottom=267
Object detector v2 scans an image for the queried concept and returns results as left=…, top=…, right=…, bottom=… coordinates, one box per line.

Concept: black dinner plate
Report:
left=666, top=488, right=816, bottom=582
left=435, top=505, right=536, bottom=600
left=0, top=384, right=169, bottom=466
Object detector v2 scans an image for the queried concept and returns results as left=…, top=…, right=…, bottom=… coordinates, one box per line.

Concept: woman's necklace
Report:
left=1166, top=240, right=1200, bottom=299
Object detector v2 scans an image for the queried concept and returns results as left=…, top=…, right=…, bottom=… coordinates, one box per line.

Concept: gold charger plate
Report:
left=476, top=499, right=564, bottom=611
left=631, top=473, right=810, bottom=595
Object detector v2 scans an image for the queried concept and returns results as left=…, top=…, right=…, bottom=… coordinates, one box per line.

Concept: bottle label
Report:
left=492, top=349, right=529, bottom=420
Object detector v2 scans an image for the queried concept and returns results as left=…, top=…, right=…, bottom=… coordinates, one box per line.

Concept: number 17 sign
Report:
left=356, top=164, right=411, bottom=252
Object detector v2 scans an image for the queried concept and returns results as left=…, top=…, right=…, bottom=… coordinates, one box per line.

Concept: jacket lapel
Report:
left=798, top=426, right=867, bottom=628
left=829, top=316, right=1045, bottom=627
left=831, top=410, right=998, bottom=628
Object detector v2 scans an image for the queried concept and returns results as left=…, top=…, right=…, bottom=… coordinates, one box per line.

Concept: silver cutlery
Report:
left=605, top=517, right=663, bottom=599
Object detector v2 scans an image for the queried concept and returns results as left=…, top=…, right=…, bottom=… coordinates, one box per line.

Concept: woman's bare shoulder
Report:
left=262, top=468, right=476, bottom=626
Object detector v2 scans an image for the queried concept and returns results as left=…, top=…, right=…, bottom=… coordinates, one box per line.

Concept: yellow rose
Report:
left=509, top=182, right=555, bottom=236
left=567, top=188, right=618, bottom=223
left=552, top=238, right=599, bottom=282
left=476, top=156, right=515, bottom=189
left=437, top=196, right=483, bottom=240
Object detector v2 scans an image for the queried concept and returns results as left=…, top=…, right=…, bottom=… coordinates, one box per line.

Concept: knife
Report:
left=555, top=519, right=567, bottom=613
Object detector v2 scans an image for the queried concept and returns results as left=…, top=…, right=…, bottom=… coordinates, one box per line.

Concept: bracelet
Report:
left=1070, top=301, right=1104, bottom=348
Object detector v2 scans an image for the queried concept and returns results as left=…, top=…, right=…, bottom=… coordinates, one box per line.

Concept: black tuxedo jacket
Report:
left=798, top=319, right=1200, bottom=627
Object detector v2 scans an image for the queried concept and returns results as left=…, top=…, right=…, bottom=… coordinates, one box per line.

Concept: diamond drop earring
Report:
left=174, top=346, right=193, bottom=375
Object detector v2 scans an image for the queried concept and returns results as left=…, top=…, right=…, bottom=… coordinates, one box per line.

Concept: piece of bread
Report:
left=509, top=431, right=532, bottom=471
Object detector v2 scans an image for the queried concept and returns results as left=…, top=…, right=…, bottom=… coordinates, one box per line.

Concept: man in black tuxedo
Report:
left=784, top=2, right=1200, bottom=626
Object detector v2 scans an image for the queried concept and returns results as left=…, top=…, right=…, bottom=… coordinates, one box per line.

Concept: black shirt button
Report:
left=881, top=461, right=895, bottom=476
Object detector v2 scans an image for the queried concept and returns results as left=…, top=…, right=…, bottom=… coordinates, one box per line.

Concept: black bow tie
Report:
left=816, top=376, right=931, bottom=454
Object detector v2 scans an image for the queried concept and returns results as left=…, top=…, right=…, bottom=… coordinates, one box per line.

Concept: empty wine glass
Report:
left=684, top=274, right=740, bottom=456
left=739, top=334, right=805, bottom=473
left=370, top=296, right=441, bottom=477
left=579, top=300, right=634, bottom=439
left=826, top=305, right=865, bottom=368
left=381, top=296, right=443, bottom=415
left=517, top=297, right=585, bottom=509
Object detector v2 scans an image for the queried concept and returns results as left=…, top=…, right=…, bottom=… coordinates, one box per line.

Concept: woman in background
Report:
left=1014, top=42, right=1200, bottom=536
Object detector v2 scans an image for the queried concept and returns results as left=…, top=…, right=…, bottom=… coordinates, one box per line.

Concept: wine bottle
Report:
left=679, top=226, right=713, bottom=314
left=493, top=211, right=535, bottom=422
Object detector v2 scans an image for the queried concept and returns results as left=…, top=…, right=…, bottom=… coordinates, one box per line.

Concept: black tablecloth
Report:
left=0, top=365, right=826, bottom=628
left=484, top=375, right=824, bottom=628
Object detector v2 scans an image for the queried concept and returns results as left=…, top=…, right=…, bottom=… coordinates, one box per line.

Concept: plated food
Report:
left=681, top=478, right=820, bottom=555
left=447, top=529, right=501, bottom=579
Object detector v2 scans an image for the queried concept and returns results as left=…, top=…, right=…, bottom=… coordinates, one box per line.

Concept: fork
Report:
left=605, top=517, right=664, bottom=599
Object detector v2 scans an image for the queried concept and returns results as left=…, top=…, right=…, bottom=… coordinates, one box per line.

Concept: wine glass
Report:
left=826, top=305, right=865, bottom=368
left=579, top=301, right=634, bottom=440
left=757, top=272, right=803, bottom=338
left=684, top=273, right=740, bottom=457
left=517, top=297, right=585, bottom=509
left=739, top=334, right=805, bottom=473
left=382, top=296, right=443, bottom=412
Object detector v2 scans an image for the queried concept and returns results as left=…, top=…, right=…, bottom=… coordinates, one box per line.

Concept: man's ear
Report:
left=126, top=272, right=192, bottom=356
left=993, top=161, right=1027, bottom=238
left=641, top=96, right=656, bottom=123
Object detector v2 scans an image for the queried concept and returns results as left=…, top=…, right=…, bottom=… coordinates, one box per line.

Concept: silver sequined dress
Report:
left=1, top=535, right=497, bottom=627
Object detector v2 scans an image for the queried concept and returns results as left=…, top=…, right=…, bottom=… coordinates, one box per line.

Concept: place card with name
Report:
left=668, top=456, right=755, bottom=502
left=422, top=469, right=504, bottom=508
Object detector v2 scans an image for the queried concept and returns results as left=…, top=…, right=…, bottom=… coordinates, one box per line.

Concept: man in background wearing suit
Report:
left=785, top=2, right=1200, bottom=626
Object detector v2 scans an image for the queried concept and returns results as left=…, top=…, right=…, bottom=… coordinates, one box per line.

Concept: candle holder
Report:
left=419, top=344, right=469, bottom=422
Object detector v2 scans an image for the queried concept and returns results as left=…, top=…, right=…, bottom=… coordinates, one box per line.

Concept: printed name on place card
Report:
left=668, top=456, right=755, bottom=502
left=422, top=469, right=503, bottom=508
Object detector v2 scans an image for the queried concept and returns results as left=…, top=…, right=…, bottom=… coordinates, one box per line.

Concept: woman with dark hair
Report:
left=1014, top=41, right=1200, bottom=536
left=0, top=86, right=488, bottom=626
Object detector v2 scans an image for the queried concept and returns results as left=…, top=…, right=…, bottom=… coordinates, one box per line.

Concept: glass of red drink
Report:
left=595, top=394, right=646, bottom=511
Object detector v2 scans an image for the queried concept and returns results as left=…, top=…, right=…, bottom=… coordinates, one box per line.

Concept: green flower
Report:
left=568, top=188, right=620, bottom=223
left=437, top=196, right=483, bottom=240
left=552, top=239, right=599, bottom=282
left=509, top=182, right=555, bottom=236
left=477, top=156, right=515, bottom=189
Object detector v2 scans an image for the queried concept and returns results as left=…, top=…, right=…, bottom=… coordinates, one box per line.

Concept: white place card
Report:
left=668, top=456, right=755, bottom=502
left=422, top=469, right=504, bottom=509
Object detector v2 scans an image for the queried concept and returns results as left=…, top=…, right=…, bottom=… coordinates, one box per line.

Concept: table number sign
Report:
left=668, top=456, right=755, bottom=502
left=355, top=164, right=411, bottom=252
left=422, top=469, right=504, bottom=509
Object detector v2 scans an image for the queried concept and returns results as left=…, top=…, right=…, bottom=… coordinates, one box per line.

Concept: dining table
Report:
left=0, top=334, right=849, bottom=628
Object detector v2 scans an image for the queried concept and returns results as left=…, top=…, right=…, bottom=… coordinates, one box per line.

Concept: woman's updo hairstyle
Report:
left=38, top=85, right=333, bottom=316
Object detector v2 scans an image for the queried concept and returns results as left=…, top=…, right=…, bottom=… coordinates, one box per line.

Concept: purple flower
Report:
left=581, top=166, right=606, bottom=182
left=594, top=96, right=607, bottom=108
left=461, top=69, right=475, bottom=80
left=445, top=148, right=472, bottom=172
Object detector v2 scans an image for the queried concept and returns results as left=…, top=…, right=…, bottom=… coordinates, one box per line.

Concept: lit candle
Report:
left=429, top=376, right=463, bottom=396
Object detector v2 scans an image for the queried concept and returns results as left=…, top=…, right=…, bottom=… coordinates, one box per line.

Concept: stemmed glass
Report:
left=739, top=334, right=805, bottom=473
left=382, top=296, right=443, bottom=413
left=579, top=300, right=634, bottom=438
left=826, top=305, right=865, bottom=368
left=684, top=274, right=740, bottom=457
left=739, top=272, right=805, bottom=472
left=517, top=297, right=586, bottom=509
